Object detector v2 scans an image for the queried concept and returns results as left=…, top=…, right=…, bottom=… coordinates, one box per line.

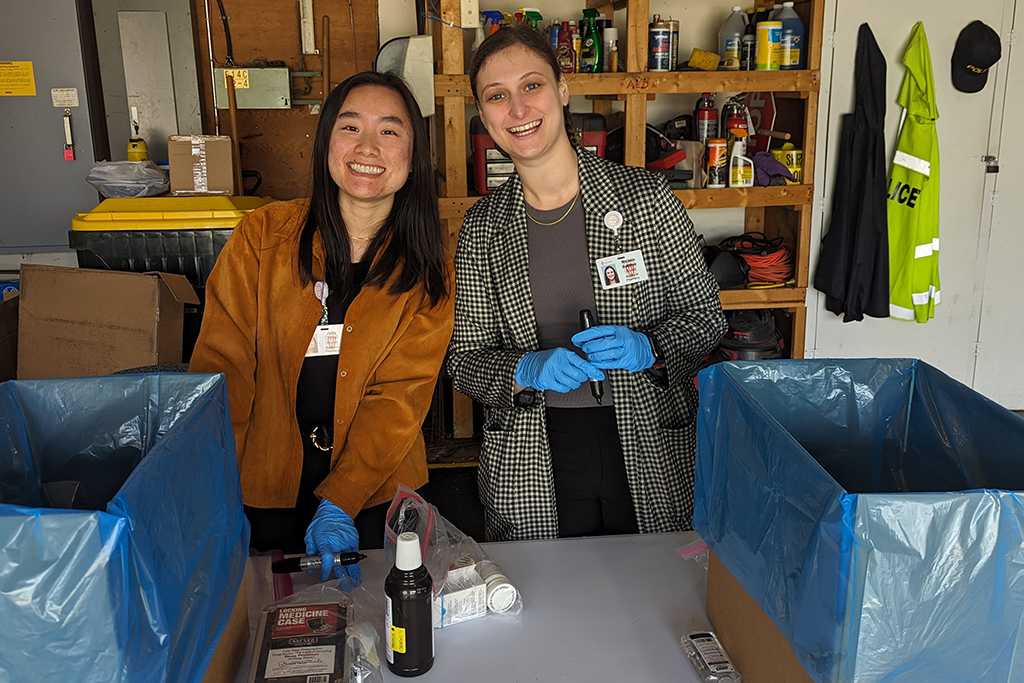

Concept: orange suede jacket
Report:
left=190, top=199, right=455, bottom=517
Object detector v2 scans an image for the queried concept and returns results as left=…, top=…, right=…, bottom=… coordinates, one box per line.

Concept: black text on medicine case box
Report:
left=249, top=602, right=351, bottom=683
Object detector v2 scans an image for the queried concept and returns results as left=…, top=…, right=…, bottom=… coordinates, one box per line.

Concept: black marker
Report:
left=271, top=552, right=367, bottom=574
left=579, top=309, right=604, bottom=405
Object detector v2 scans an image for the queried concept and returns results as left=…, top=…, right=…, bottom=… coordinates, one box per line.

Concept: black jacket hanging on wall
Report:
left=814, top=24, right=889, bottom=322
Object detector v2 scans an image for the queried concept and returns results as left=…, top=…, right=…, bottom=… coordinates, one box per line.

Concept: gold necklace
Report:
left=525, top=189, right=580, bottom=226
left=347, top=232, right=373, bottom=241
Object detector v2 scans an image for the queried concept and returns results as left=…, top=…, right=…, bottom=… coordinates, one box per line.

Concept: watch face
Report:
left=514, top=388, right=538, bottom=408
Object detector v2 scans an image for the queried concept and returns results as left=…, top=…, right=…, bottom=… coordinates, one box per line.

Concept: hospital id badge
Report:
left=596, top=250, right=649, bottom=290
left=305, top=324, right=344, bottom=357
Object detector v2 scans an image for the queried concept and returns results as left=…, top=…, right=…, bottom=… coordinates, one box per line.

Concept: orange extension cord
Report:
left=718, top=234, right=796, bottom=286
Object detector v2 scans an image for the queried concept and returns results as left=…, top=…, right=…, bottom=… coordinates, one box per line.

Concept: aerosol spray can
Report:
left=570, top=21, right=582, bottom=72
left=385, top=532, right=434, bottom=677
left=740, top=34, right=757, bottom=71
left=666, top=17, right=680, bottom=70
left=694, top=92, right=719, bottom=146
left=648, top=15, right=671, bottom=72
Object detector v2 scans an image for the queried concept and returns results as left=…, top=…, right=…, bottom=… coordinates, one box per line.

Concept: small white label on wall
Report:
left=51, top=88, right=79, bottom=107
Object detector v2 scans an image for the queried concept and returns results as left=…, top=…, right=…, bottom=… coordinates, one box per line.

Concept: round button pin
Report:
left=604, top=211, right=623, bottom=231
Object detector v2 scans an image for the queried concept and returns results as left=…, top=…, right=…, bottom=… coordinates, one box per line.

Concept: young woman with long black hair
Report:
left=191, top=71, right=453, bottom=581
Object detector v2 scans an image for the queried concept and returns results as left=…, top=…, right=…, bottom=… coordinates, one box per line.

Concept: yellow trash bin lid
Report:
left=72, top=196, right=276, bottom=231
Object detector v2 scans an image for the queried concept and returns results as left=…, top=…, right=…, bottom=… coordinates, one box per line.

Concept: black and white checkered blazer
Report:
left=447, top=148, right=727, bottom=541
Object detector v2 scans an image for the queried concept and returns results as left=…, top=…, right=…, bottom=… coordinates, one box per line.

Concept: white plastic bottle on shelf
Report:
left=728, top=140, right=755, bottom=188
left=602, top=27, right=619, bottom=73
left=718, top=7, right=747, bottom=71
left=768, top=3, right=783, bottom=19
left=777, top=1, right=806, bottom=69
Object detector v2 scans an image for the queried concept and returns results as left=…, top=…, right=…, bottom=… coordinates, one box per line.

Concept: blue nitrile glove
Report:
left=305, top=498, right=361, bottom=584
left=571, top=325, right=655, bottom=372
left=515, top=347, right=605, bottom=393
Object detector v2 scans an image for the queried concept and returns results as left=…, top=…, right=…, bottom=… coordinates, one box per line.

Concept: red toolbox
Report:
left=471, top=113, right=607, bottom=195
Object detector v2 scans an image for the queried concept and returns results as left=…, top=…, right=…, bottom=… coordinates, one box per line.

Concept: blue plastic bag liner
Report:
left=694, top=360, right=1024, bottom=683
left=0, top=373, right=249, bottom=683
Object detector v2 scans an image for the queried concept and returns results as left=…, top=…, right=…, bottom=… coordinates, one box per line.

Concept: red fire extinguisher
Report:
left=694, top=92, right=719, bottom=146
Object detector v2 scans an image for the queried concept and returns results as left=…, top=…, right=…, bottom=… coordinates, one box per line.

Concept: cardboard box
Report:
left=0, top=373, right=248, bottom=680
left=201, top=578, right=251, bottom=683
left=695, top=360, right=1024, bottom=683
left=0, top=295, right=17, bottom=381
left=17, top=264, right=200, bottom=379
left=168, top=135, right=234, bottom=195
left=706, top=552, right=813, bottom=683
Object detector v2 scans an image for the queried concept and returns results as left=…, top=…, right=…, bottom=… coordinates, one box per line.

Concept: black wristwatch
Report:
left=647, top=334, right=669, bottom=386
left=514, top=388, right=539, bottom=408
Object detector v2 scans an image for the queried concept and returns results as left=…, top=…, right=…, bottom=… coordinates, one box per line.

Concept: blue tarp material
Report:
left=0, top=373, right=249, bottom=683
left=694, top=359, right=1024, bottom=683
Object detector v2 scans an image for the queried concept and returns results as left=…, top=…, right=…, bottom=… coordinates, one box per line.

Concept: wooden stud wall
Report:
left=191, top=0, right=381, bottom=199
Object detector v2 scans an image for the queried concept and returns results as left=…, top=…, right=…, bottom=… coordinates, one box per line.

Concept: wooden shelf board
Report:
left=674, top=185, right=813, bottom=209
left=585, top=0, right=627, bottom=9
left=719, top=287, right=807, bottom=309
left=567, top=71, right=821, bottom=95
left=440, top=186, right=811, bottom=219
left=435, top=70, right=821, bottom=99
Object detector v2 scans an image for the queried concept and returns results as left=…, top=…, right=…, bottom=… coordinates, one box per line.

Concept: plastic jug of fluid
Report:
left=718, top=7, right=747, bottom=71
left=777, top=2, right=805, bottom=69
left=729, top=141, right=754, bottom=188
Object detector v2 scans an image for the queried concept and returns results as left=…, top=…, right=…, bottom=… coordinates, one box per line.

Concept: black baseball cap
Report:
left=952, top=21, right=1002, bottom=93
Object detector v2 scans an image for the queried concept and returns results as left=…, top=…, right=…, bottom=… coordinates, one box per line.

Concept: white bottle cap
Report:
left=486, top=578, right=518, bottom=613
left=732, top=5, right=742, bottom=10
left=476, top=560, right=518, bottom=613
left=783, top=1, right=794, bottom=5
left=395, top=531, right=422, bottom=571
left=603, top=27, right=618, bottom=42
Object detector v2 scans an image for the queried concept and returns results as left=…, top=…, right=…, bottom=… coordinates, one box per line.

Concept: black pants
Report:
left=245, top=436, right=391, bottom=553
left=546, top=406, right=639, bottom=538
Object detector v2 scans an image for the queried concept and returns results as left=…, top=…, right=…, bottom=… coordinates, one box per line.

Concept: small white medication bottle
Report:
left=681, top=631, right=741, bottom=683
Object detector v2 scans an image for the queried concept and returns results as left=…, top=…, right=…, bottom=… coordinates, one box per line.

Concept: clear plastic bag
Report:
left=246, top=581, right=383, bottom=683
left=383, top=486, right=522, bottom=628
left=86, top=160, right=169, bottom=198
left=677, top=538, right=710, bottom=572
left=0, top=373, right=247, bottom=683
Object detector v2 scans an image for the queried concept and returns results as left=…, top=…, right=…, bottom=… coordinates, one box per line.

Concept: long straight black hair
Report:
left=298, top=71, right=449, bottom=306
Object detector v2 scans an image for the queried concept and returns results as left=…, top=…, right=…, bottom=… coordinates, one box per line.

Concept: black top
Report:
left=295, top=260, right=372, bottom=425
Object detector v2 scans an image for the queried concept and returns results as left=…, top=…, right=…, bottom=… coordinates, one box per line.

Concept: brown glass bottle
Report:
left=384, top=531, right=434, bottom=677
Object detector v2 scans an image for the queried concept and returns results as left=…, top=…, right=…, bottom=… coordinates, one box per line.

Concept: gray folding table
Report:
left=236, top=531, right=713, bottom=682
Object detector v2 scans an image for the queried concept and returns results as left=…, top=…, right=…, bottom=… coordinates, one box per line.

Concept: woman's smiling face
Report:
left=475, top=45, right=570, bottom=164
left=327, top=85, right=414, bottom=204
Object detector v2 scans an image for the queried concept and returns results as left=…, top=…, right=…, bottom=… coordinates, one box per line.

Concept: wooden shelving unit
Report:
left=433, top=0, right=825, bottom=437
